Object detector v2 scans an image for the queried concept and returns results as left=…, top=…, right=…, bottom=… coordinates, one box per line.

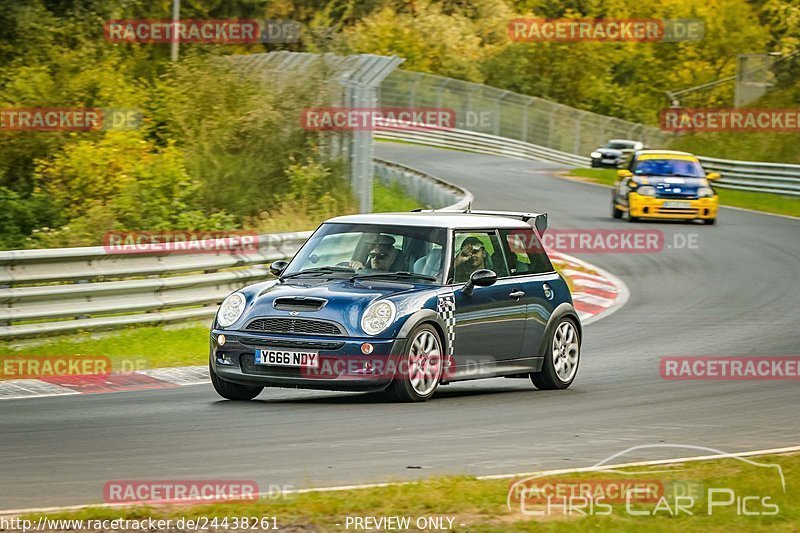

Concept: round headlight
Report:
left=637, top=185, right=656, bottom=196
left=361, top=300, right=397, bottom=336
left=217, top=292, right=246, bottom=328
left=591, top=151, right=602, bottom=158
left=697, top=186, right=714, bottom=198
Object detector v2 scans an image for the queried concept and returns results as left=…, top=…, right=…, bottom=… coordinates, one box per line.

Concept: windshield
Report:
left=633, top=158, right=705, bottom=178
left=283, top=223, right=448, bottom=283
left=605, top=141, right=636, bottom=150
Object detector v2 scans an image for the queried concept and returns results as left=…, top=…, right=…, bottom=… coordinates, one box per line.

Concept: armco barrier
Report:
left=696, top=155, right=800, bottom=196
left=0, top=160, right=470, bottom=339
left=376, top=126, right=587, bottom=167
left=378, top=69, right=800, bottom=196
left=375, top=125, right=800, bottom=196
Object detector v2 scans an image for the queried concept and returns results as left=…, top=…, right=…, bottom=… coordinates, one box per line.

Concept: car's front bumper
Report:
left=210, top=330, right=407, bottom=391
left=626, top=194, right=718, bottom=220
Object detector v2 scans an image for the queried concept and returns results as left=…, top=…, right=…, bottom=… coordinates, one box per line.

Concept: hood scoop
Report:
left=273, top=297, right=327, bottom=312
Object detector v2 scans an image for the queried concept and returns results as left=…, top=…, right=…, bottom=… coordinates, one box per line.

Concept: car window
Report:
left=632, top=158, right=704, bottom=177
left=606, top=141, right=633, bottom=150
left=500, top=229, right=554, bottom=275
left=285, top=223, right=447, bottom=282
left=452, top=230, right=509, bottom=283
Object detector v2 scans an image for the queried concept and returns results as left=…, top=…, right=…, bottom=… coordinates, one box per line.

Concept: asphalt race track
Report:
left=1, top=143, right=798, bottom=511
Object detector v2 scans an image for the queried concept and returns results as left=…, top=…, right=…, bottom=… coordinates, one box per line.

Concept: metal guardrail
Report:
left=375, top=126, right=800, bottom=197
left=374, top=158, right=474, bottom=209
left=376, top=127, right=587, bottom=167
left=0, top=161, right=471, bottom=340
left=696, top=156, right=800, bottom=196
left=379, top=69, right=800, bottom=196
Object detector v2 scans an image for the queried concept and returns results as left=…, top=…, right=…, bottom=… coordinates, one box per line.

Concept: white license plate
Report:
left=602, top=159, right=616, bottom=164
left=256, top=349, right=319, bottom=368
left=664, top=201, right=691, bottom=208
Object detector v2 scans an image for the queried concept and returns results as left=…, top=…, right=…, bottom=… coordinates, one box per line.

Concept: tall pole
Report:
left=171, top=0, right=180, bottom=62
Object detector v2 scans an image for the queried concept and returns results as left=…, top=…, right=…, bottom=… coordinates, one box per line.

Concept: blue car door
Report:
left=449, top=230, right=526, bottom=377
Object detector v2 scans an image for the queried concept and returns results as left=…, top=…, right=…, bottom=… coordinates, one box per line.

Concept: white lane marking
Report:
left=717, top=203, right=800, bottom=221
left=480, top=444, right=800, bottom=481
left=3, top=445, right=798, bottom=519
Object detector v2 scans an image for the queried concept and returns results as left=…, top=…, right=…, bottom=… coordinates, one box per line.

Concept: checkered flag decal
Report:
left=437, top=294, right=456, bottom=357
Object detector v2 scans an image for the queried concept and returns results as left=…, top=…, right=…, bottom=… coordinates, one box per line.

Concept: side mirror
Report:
left=270, top=260, right=289, bottom=277
left=617, top=169, right=633, bottom=179
left=463, top=269, right=497, bottom=296
left=706, top=172, right=721, bottom=181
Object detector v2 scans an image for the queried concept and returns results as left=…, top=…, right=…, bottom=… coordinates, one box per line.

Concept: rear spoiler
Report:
left=411, top=209, right=548, bottom=236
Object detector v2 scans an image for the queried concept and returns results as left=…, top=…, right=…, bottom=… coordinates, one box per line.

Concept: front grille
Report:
left=240, top=354, right=305, bottom=378
left=655, top=207, right=698, bottom=215
left=245, top=317, right=344, bottom=336
left=658, top=193, right=698, bottom=199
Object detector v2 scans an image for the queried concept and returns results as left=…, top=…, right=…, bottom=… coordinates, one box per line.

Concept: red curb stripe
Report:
left=577, top=286, right=618, bottom=300
left=573, top=299, right=608, bottom=315
left=40, top=372, right=177, bottom=394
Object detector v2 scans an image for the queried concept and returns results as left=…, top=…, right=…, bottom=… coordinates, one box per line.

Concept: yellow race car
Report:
left=611, top=150, right=720, bottom=224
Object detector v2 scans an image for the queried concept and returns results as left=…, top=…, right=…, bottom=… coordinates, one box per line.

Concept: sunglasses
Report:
left=368, top=252, right=389, bottom=260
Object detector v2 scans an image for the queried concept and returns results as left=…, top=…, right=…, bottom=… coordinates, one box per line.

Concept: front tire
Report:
left=210, top=364, right=263, bottom=401
left=531, top=318, right=580, bottom=390
left=702, top=218, right=716, bottom=225
left=388, top=324, right=443, bottom=402
left=612, top=199, right=624, bottom=219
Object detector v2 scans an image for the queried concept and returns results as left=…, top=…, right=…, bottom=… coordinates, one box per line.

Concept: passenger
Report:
left=453, top=236, right=487, bottom=282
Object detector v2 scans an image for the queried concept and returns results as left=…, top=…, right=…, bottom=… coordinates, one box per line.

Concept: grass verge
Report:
left=32, top=452, right=799, bottom=532
left=566, top=168, right=800, bottom=218
left=0, top=321, right=210, bottom=374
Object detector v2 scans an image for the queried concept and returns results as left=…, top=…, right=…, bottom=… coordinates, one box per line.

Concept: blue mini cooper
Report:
left=210, top=210, right=582, bottom=402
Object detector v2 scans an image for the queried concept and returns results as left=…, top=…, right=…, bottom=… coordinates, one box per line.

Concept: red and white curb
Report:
left=550, top=251, right=629, bottom=326
left=0, top=253, right=627, bottom=401
left=0, top=366, right=209, bottom=401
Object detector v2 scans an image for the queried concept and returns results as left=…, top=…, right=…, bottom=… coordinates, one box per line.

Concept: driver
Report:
left=350, top=235, right=400, bottom=272
left=454, top=236, right=487, bottom=282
